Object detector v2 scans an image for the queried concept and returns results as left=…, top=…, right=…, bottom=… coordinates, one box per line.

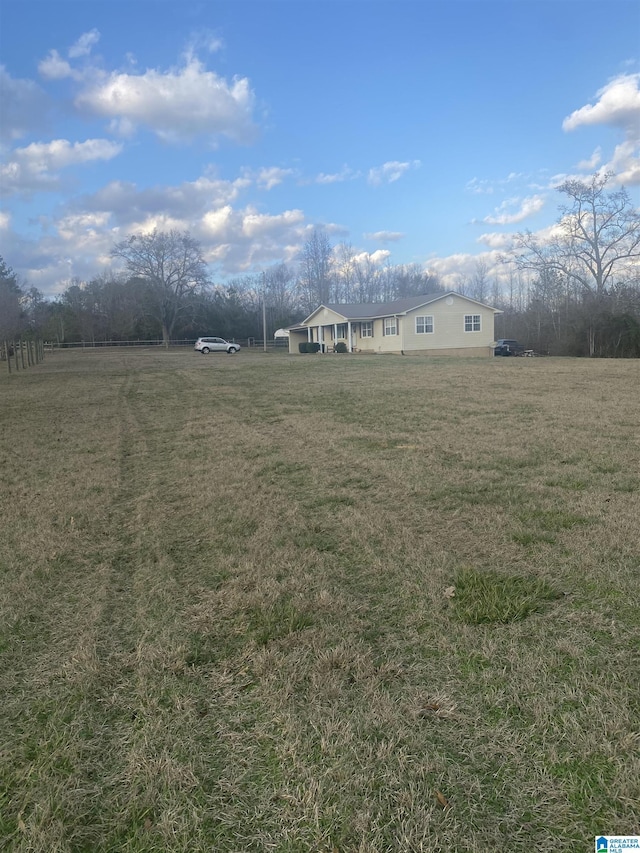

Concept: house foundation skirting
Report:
left=402, top=346, right=493, bottom=357
left=355, top=346, right=493, bottom=357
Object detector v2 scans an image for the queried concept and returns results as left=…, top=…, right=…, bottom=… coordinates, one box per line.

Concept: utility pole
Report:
left=262, top=273, right=267, bottom=352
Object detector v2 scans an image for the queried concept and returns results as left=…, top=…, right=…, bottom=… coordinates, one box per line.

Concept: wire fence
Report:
left=40, top=338, right=289, bottom=351
left=2, top=338, right=290, bottom=373
left=46, top=339, right=197, bottom=349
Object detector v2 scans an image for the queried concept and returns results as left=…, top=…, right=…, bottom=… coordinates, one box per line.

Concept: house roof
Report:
left=302, top=291, right=502, bottom=324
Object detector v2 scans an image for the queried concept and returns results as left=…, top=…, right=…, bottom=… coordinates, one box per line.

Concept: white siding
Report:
left=297, top=294, right=499, bottom=354
left=403, top=295, right=496, bottom=352
left=305, top=307, right=348, bottom=326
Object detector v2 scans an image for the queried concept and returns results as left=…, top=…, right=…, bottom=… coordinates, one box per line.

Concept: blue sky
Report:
left=1, top=0, right=639, bottom=297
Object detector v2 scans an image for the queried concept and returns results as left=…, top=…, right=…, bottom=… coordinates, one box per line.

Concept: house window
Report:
left=383, top=317, right=397, bottom=336
left=336, top=323, right=347, bottom=339
left=415, top=315, right=434, bottom=334
left=464, top=314, right=481, bottom=332
left=361, top=321, right=373, bottom=338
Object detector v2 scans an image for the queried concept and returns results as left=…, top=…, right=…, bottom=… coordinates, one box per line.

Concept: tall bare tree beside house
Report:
left=512, top=173, right=640, bottom=301
left=470, top=259, right=489, bottom=303
left=261, top=263, right=297, bottom=323
left=111, top=230, right=209, bottom=346
left=298, top=229, right=334, bottom=312
left=511, top=173, right=640, bottom=355
left=335, top=242, right=358, bottom=303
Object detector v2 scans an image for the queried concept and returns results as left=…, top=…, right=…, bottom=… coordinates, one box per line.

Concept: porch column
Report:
left=318, top=325, right=324, bottom=351
left=333, top=323, right=337, bottom=348
left=347, top=321, right=353, bottom=352
left=307, top=327, right=311, bottom=342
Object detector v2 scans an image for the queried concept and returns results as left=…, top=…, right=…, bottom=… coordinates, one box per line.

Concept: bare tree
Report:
left=490, top=276, right=503, bottom=309
left=455, top=273, right=469, bottom=297
left=262, top=263, right=297, bottom=321
left=391, top=264, right=440, bottom=299
left=111, top=230, right=209, bottom=346
left=469, top=259, right=489, bottom=303
left=297, top=229, right=334, bottom=312
left=512, top=173, right=640, bottom=301
left=335, top=242, right=358, bottom=303
left=0, top=257, right=23, bottom=340
left=353, top=253, right=380, bottom=302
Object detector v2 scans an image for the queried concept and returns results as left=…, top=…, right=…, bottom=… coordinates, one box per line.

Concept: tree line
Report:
left=0, top=235, right=442, bottom=348
left=2, top=174, right=638, bottom=356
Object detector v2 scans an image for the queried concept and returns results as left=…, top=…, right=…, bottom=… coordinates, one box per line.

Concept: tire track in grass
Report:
left=0, top=361, right=146, bottom=851
left=84, top=357, right=274, bottom=852
left=82, top=359, right=215, bottom=850
left=0, top=357, right=215, bottom=852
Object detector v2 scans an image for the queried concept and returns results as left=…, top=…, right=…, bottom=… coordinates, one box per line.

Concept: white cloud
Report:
left=112, top=213, right=190, bottom=241
left=367, top=160, right=421, bottom=186
left=183, top=30, right=225, bottom=59
left=0, top=211, right=10, bottom=229
left=76, top=175, right=250, bottom=225
left=466, top=172, right=526, bottom=195
left=314, top=166, right=359, bottom=184
left=1, top=138, right=123, bottom=196
left=608, top=139, right=640, bottom=185
left=476, top=232, right=514, bottom=250
left=56, top=211, right=112, bottom=242
left=352, top=249, right=391, bottom=266
left=69, top=30, right=101, bottom=59
left=202, top=205, right=235, bottom=241
left=426, top=250, right=505, bottom=290
left=241, top=208, right=304, bottom=239
left=563, top=73, right=640, bottom=135
left=576, top=147, right=602, bottom=171
left=254, top=166, right=295, bottom=190
left=482, top=194, right=546, bottom=225
left=1, top=218, right=120, bottom=297
left=67, top=174, right=315, bottom=278
left=564, top=73, right=640, bottom=185
left=363, top=230, right=404, bottom=242
left=197, top=205, right=312, bottom=271
left=75, top=57, right=257, bottom=144
left=466, top=177, right=494, bottom=195
left=27, top=138, right=121, bottom=170
left=38, top=50, right=76, bottom=81
left=39, top=30, right=101, bottom=78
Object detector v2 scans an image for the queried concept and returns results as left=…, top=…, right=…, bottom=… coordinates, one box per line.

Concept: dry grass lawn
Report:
left=1, top=348, right=638, bottom=852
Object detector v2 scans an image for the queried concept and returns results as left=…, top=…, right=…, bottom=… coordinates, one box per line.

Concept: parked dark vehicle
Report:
left=493, top=339, right=524, bottom=356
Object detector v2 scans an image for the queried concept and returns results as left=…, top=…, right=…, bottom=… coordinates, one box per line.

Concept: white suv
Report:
left=194, top=337, right=240, bottom=354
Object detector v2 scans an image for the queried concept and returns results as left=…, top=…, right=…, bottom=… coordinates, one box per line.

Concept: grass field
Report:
left=1, top=348, right=638, bottom=852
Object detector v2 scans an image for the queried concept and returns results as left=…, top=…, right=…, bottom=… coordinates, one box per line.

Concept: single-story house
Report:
left=288, top=292, right=503, bottom=356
